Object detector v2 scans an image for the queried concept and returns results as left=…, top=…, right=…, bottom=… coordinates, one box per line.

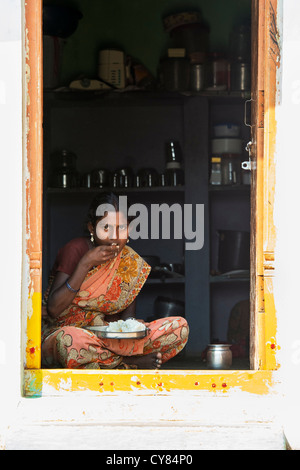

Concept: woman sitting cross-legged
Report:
left=42, top=192, right=189, bottom=369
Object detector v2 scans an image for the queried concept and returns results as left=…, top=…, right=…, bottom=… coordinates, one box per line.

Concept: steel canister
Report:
left=206, top=344, right=232, bottom=369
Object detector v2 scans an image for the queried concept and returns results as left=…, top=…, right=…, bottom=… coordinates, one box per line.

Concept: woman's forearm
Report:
left=47, top=259, right=91, bottom=318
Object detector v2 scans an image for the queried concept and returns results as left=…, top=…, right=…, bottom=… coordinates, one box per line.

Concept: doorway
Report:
left=41, top=0, right=253, bottom=370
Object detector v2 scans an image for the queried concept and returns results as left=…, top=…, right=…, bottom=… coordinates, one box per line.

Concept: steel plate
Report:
left=84, top=325, right=149, bottom=339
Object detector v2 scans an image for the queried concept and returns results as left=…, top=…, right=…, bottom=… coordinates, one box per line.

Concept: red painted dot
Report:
left=30, top=347, right=35, bottom=354
left=194, top=381, right=199, bottom=386
left=110, top=382, right=114, bottom=386
left=271, top=343, right=276, bottom=349
left=212, top=383, right=216, bottom=388
left=157, top=382, right=162, bottom=387
left=136, top=381, right=141, bottom=385
left=99, top=382, right=103, bottom=386
left=222, top=383, right=227, bottom=388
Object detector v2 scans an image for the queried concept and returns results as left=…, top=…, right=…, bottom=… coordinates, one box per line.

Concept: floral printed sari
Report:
left=42, top=245, right=189, bottom=369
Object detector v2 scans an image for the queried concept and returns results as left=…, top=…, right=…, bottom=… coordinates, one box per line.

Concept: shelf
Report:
left=44, top=89, right=250, bottom=106
left=209, top=184, right=250, bottom=192
left=210, top=274, right=250, bottom=284
left=46, top=186, right=185, bottom=194
left=146, top=277, right=185, bottom=285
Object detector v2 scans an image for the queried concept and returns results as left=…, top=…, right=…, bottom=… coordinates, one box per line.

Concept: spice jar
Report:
left=210, top=156, right=222, bottom=185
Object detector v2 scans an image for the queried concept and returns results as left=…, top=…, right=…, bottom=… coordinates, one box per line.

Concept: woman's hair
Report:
left=87, top=192, right=133, bottom=227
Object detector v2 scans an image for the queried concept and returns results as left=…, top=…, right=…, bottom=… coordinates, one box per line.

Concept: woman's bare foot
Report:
left=123, top=352, right=162, bottom=369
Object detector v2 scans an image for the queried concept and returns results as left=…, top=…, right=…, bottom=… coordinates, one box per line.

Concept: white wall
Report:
left=274, top=0, right=300, bottom=449
left=0, top=0, right=23, bottom=448
left=2, top=0, right=300, bottom=450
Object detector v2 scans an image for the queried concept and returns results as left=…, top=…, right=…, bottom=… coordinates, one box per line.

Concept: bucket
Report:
left=217, top=230, right=250, bottom=273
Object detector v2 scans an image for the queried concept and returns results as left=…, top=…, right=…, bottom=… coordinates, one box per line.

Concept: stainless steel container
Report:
left=190, top=64, right=205, bottom=91
left=206, top=344, right=232, bottom=369
left=230, top=62, right=251, bottom=91
left=160, top=58, right=190, bottom=92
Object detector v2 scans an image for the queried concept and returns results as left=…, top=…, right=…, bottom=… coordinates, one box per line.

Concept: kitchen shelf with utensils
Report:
left=43, top=90, right=250, bottom=356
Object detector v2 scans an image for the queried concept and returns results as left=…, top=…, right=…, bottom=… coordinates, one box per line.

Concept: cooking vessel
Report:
left=112, top=167, right=134, bottom=188
left=137, top=168, right=159, bottom=187
left=230, top=62, right=251, bottom=91
left=217, top=230, right=250, bottom=273
left=160, top=58, right=190, bottom=92
left=43, top=6, right=83, bottom=38
left=51, top=167, right=78, bottom=188
left=50, top=149, right=78, bottom=188
left=165, top=167, right=184, bottom=186
left=190, top=63, right=205, bottom=91
left=165, top=141, right=182, bottom=163
left=154, top=296, right=185, bottom=318
left=80, top=172, right=92, bottom=188
left=91, top=168, right=110, bottom=188
left=206, top=344, right=232, bottom=369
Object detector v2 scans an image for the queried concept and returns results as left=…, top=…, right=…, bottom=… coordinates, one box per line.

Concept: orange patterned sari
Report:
left=42, top=245, right=189, bottom=369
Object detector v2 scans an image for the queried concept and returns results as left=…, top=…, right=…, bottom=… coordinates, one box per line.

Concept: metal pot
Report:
left=190, top=63, right=205, bottom=91
left=137, top=168, right=159, bottom=187
left=51, top=167, right=78, bottom=188
left=217, top=230, right=250, bottom=273
left=50, top=149, right=78, bottom=188
left=91, top=168, right=110, bottom=188
left=206, top=344, right=232, bottom=369
left=81, top=172, right=92, bottom=188
left=112, top=167, right=134, bottom=188
left=160, top=58, right=190, bottom=92
left=230, top=62, right=251, bottom=91
left=154, top=296, right=185, bottom=318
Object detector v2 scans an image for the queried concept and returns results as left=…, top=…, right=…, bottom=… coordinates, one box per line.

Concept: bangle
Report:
left=65, top=280, right=80, bottom=294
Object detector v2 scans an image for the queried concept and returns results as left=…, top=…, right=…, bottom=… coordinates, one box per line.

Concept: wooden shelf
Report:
left=209, top=184, right=250, bottom=192
left=210, top=274, right=250, bottom=284
left=46, top=186, right=185, bottom=194
left=146, top=277, right=185, bottom=285
left=44, top=89, right=250, bottom=106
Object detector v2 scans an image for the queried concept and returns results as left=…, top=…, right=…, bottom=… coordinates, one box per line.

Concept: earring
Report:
left=127, top=238, right=129, bottom=243
left=90, top=232, right=94, bottom=243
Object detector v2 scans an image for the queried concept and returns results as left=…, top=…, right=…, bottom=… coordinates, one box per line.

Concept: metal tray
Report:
left=85, top=325, right=149, bottom=339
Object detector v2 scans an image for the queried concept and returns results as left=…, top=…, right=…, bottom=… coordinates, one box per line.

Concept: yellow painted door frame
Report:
left=250, top=0, right=279, bottom=371
left=23, top=0, right=280, bottom=396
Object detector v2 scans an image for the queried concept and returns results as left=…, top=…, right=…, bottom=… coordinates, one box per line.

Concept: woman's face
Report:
left=93, top=211, right=129, bottom=250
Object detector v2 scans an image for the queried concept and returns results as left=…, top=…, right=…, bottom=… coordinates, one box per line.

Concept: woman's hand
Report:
left=79, top=244, right=120, bottom=270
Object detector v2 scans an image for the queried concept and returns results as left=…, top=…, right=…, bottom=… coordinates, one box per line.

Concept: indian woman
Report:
left=41, top=192, right=189, bottom=369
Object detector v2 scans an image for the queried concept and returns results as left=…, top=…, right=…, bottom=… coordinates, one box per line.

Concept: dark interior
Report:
left=42, top=0, right=252, bottom=369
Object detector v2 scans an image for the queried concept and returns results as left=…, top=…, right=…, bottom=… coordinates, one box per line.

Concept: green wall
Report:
left=44, top=0, right=251, bottom=85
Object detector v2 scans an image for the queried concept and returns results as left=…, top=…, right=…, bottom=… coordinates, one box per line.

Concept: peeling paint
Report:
left=24, top=369, right=278, bottom=397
